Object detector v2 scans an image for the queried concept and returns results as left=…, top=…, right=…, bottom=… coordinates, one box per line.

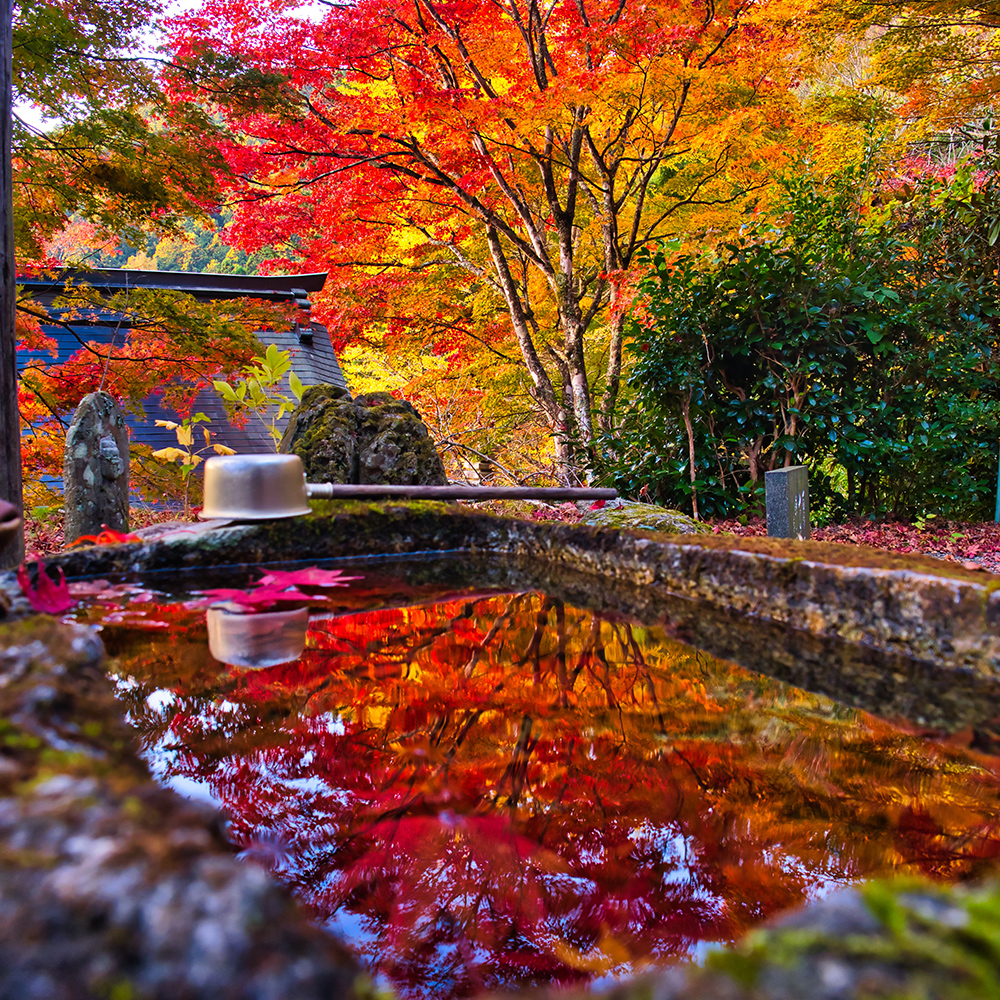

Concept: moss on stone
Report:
left=701, top=877, right=1000, bottom=1000
left=280, top=384, right=447, bottom=485
left=582, top=501, right=710, bottom=535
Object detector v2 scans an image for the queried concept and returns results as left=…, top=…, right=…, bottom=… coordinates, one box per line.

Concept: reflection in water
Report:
left=206, top=604, right=309, bottom=668
left=101, top=590, right=1000, bottom=999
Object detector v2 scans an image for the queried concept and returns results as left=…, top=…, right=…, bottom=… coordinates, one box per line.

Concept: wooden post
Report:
left=0, top=0, right=21, bottom=569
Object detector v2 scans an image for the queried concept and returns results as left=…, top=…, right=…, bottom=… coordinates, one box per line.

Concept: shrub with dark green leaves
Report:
left=604, top=159, right=1000, bottom=522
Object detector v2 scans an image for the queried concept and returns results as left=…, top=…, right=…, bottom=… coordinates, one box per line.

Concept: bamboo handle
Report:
left=305, top=484, right=617, bottom=501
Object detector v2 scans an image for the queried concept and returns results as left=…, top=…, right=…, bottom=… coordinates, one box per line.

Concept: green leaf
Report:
left=213, top=380, right=239, bottom=402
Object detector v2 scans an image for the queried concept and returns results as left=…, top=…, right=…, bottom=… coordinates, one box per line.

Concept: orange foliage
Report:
left=167, top=0, right=810, bottom=461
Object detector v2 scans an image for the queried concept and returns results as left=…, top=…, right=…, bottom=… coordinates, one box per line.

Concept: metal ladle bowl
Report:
left=201, top=454, right=312, bottom=520
left=206, top=604, right=309, bottom=668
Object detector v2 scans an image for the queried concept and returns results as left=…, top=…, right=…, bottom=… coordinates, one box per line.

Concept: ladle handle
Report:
left=305, top=484, right=618, bottom=501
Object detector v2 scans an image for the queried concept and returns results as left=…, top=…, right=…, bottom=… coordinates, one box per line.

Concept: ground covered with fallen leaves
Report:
left=710, top=517, right=1000, bottom=575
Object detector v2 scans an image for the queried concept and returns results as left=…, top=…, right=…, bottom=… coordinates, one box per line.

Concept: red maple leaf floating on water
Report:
left=194, top=566, right=363, bottom=613
left=17, top=561, right=77, bottom=614
left=255, top=567, right=363, bottom=590
left=192, top=585, right=314, bottom=611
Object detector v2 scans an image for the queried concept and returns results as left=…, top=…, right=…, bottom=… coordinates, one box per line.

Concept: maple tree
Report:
left=13, top=0, right=225, bottom=261
left=167, top=0, right=804, bottom=478
left=817, top=0, right=1000, bottom=129
left=5, top=0, right=300, bottom=529
left=16, top=283, right=291, bottom=509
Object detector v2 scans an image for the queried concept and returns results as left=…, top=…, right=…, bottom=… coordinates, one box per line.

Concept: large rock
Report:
left=63, top=392, right=129, bottom=543
left=353, top=391, right=446, bottom=485
left=279, top=385, right=446, bottom=486
left=278, top=384, right=357, bottom=484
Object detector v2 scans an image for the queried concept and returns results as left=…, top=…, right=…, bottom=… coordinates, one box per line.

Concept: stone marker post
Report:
left=765, top=465, right=810, bottom=540
left=64, top=392, right=129, bottom=544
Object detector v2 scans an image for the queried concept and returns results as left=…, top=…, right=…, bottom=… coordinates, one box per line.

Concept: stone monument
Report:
left=63, top=392, right=129, bottom=544
left=765, top=465, right=810, bottom=539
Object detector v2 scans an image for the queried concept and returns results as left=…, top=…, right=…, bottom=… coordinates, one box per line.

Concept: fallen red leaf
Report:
left=255, top=567, right=363, bottom=589
left=17, top=561, right=77, bottom=614
left=193, top=584, right=314, bottom=611
left=66, top=528, right=142, bottom=548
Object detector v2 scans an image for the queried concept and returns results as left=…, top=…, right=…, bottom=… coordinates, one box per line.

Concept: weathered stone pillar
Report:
left=63, top=392, right=129, bottom=544
left=765, top=465, right=810, bottom=540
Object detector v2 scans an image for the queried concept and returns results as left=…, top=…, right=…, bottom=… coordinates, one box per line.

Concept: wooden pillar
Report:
left=0, top=0, right=20, bottom=569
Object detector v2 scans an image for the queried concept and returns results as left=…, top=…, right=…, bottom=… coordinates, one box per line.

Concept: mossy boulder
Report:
left=278, top=384, right=357, bottom=483
left=568, top=878, right=1000, bottom=1000
left=353, top=391, right=447, bottom=485
left=279, top=385, right=446, bottom=485
left=0, top=616, right=362, bottom=1000
left=581, top=499, right=710, bottom=535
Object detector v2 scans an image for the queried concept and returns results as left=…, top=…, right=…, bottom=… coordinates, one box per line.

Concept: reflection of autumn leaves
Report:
left=108, top=593, right=1000, bottom=999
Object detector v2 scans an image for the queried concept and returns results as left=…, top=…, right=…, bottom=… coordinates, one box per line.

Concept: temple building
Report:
left=16, top=268, right=348, bottom=455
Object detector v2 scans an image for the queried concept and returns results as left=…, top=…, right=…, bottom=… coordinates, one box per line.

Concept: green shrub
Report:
left=605, top=154, right=1000, bottom=522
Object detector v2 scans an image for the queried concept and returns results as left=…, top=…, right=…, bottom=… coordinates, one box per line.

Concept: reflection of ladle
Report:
left=199, top=454, right=616, bottom=520
left=206, top=604, right=309, bottom=669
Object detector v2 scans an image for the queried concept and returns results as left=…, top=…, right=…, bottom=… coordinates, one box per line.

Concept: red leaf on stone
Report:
left=589, top=500, right=606, bottom=510
left=16, top=561, right=77, bottom=614
left=65, top=528, right=142, bottom=548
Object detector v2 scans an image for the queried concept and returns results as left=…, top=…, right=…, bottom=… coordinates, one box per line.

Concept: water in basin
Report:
left=67, top=558, right=1000, bottom=999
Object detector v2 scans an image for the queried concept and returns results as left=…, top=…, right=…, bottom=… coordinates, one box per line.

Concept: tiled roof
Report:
left=18, top=268, right=349, bottom=461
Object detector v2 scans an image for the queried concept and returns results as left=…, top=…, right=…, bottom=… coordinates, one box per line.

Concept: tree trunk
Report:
left=680, top=392, right=699, bottom=520
left=485, top=226, right=573, bottom=481
left=598, top=310, right=625, bottom=434
left=0, top=0, right=21, bottom=569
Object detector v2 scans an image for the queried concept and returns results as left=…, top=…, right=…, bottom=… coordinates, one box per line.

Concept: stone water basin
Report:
left=8, top=503, right=1000, bottom=999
